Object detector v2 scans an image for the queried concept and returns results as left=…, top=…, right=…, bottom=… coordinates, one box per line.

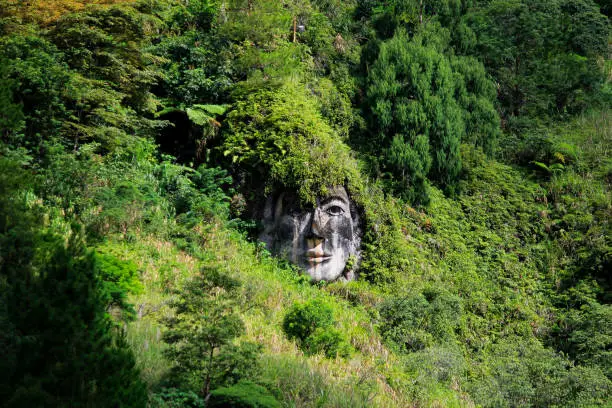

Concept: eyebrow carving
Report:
left=320, top=195, right=349, bottom=206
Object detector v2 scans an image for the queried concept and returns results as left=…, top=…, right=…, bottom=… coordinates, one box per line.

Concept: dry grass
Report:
left=2, top=0, right=136, bottom=24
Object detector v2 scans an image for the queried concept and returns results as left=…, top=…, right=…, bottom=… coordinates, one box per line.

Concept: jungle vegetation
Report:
left=0, top=0, right=610, bottom=407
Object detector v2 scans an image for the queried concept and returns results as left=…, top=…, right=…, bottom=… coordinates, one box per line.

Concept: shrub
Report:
left=304, top=326, right=352, bottom=358
left=149, top=388, right=205, bottom=408
left=282, top=299, right=334, bottom=342
left=93, top=245, right=143, bottom=316
left=378, top=288, right=462, bottom=353
left=92, top=182, right=147, bottom=235
left=466, top=338, right=612, bottom=407
left=208, top=381, right=280, bottom=408
left=282, top=300, right=352, bottom=358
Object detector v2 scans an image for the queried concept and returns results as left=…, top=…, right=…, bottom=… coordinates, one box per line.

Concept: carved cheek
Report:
left=327, top=216, right=354, bottom=242
left=277, top=216, right=297, bottom=241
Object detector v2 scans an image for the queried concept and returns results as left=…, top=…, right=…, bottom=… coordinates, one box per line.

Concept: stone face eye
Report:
left=326, top=205, right=344, bottom=216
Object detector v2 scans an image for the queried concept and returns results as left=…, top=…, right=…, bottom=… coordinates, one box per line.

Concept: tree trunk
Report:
left=202, top=346, right=215, bottom=399
left=419, top=0, right=423, bottom=25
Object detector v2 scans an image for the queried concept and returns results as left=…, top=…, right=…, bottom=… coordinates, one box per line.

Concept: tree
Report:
left=0, top=34, right=71, bottom=149
left=0, top=59, right=24, bottom=146
left=163, top=268, right=260, bottom=399
left=0, top=0, right=136, bottom=25
left=464, top=0, right=608, bottom=119
left=0, top=156, right=147, bottom=408
left=451, top=55, right=500, bottom=155
left=357, top=0, right=467, bottom=40
left=366, top=28, right=464, bottom=202
left=46, top=5, right=162, bottom=151
left=0, top=4, right=163, bottom=156
left=365, top=23, right=500, bottom=203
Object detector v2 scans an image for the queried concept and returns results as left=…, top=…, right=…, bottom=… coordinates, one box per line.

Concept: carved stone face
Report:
left=260, top=187, right=361, bottom=282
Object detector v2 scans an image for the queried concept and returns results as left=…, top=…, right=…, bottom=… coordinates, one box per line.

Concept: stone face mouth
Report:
left=306, top=255, right=332, bottom=263
left=305, top=248, right=332, bottom=263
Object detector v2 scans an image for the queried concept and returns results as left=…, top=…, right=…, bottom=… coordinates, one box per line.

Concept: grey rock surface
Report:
left=260, top=186, right=361, bottom=282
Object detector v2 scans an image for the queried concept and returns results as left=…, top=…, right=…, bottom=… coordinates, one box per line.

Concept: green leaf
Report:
left=191, top=104, right=229, bottom=115
left=186, top=107, right=213, bottom=126
left=531, top=161, right=551, bottom=173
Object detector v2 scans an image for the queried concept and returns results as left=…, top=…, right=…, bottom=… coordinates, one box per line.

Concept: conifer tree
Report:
left=163, top=268, right=260, bottom=399
left=367, top=28, right=463, bottom=202
left=0, top=157, right=147, bottom=408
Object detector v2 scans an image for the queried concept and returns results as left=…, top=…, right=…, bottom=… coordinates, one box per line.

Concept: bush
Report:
left=94, top=245, right=143, bottom=316
left=208, top=381, right=280, bottom=408
left=149, top=388, right=206, bottom=408
left=466, top=338, right=612, bottom=407
left=304, top=327, right=352, bottom=358
left=282, top=300, right=352, bottom=358
left=282, top=299, right=334, bottom=341
left=378, top=288, right=462, bottom=353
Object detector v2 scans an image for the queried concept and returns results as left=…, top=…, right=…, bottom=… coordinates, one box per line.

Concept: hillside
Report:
left=1, top=1, right=610, bottom=407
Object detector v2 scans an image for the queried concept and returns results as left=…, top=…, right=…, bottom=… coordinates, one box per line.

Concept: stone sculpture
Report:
left=260, top=186, right=361, bottom=282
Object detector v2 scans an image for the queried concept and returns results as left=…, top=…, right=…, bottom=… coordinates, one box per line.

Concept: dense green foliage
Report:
left=379, top=288, right=462, bottom=352
left=0, top=156, right=147, bottom=407
left=282, top=299, right=352, bottom=357
left=464, top=0, right=609, bottom=121
left=224, top=82, right=362, bottom=203
left=208, top=381, right=281, bottom=408
left=0, top=0, right=610, bottom=406
left=366, top=27, right=493, bottom=202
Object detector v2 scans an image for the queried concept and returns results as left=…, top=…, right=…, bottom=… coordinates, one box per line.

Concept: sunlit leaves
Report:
left=224, top=82, right=362, bottom=203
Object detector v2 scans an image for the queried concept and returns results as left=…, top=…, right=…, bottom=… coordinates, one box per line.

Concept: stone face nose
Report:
left=308, top=208, right=324, bottom=238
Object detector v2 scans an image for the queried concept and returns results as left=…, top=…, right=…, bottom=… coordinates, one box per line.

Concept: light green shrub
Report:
left=208, top=381, right=280, bottom=408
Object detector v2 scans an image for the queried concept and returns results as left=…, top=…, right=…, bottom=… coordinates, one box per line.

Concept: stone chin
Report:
left=300, top=241, right=348, bottom=282
left=260, top=187, right=361, bottom=282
